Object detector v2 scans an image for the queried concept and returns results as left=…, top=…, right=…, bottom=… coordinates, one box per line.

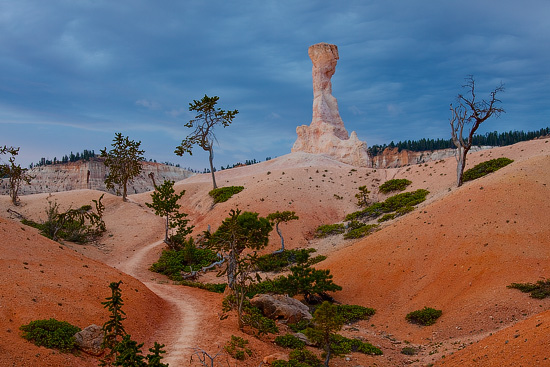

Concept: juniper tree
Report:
left=266, top=211, right=299, bottom=254
left=304, top=301, right=344, bottom=367
left=174, top=95, right=238, bottom=189
left=101, top=133, right=145, bottom=201
left=208, top=209, right=272, bottom=329
left=0, top=146, right=32, bottom=205
left=146, top=180, right=193, bottom=249
left=101, top=281, right=127, bottom=366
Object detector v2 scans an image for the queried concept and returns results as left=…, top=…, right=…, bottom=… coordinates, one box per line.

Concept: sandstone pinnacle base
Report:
left=292, top=42, right=369, bottom=167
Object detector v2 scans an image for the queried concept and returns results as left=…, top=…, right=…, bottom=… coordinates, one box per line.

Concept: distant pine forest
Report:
left=30, top=127, right=549, bottom=171
left=367, top=127, right=550, bottom=157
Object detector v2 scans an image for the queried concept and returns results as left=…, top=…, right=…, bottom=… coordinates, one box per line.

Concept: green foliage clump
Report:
left=255, top=248, right=325, bottom=273
left=463, top=157, right=514, bottom=182
left=379, top=178, right=412, bottom=194
left=377, top=213, right=396, bottom=223
left=269, top=265, right=342, bottom=303
left=336, top=304, right=376, bottom=324
left=345, top=189, right=429, bottom=221
left=222, top=296, right=279, bottom=335
left=19, top=318, right=81, bottom=352
left=272, top=348, right=323, bottom=367
left=406, top=307, right=442, bottom=326
left=343, top=222, right=379, bottom=239
left=314, top=223, right=345, bottom=238
left=329, top=334, right=383, bottom=356
left=176, top=280, right=227, bottom=293
left=224, top=335, right=252, bottom=361
left=208, top=185, right=244, bottom=203
left=401, top=346, right=418, bottom=355
left=508, top=279, right=550, bottom=299
left=23, top=195, right=106, bottom=243
left=150, top=239, right=218, bottom=280
left=274, top=334, right=306, bottom=349
left=288, top=320, right=312, bottom=333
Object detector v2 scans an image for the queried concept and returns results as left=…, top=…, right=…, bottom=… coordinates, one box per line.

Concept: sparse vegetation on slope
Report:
left=208, top=185, right=244, bottom=203
left=406, top=307, right=442, bottom=326
left=378, top=178, right=412, bottom=194
left=345, top=189, right=429, bottom=222
left=20, top=319, right=81, bottom=353
left=463, top=157, right=514, bottom=182
left=508, top=279, right=550, bottom=299
left=255, top=248, right=326, bottom=272
left=315, top=223, right=345, bottom=238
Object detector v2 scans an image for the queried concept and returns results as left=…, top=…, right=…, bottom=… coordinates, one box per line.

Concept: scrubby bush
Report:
left=377, top=213, right=396, bottom=222
left=208, top=185, right=244, bottom=203
left=336, top=305, right=376, bottom=324
left=329, top=334, right=383, bottom=356
left=255, top=248, right=325, bottom=273
left=463, top=157, right=513, bottom=182
left=378, top=178, right=412, bottom=194
left=343, top=223, right=378, bottom=239
left=345, top=189, right=429, bottom=221
left=288, top=320, right=312, bottom=333
left=314, top=223, right=345, bottom=238
left=401, top=346, right=418, bottom=355
left=224, top=335, right=252, bottom=361
left=406, top=307, right=442, bottom=326
left=508, top=279, right=550, bottom=299
left=20, top=318, right=81, bottom=352
left=272, top=349, right=323, bottom=367
left=150, top=239, right=218, bottom=280
left=176, top=280, right=226, bottom=293
left=274, top=334, right=306, bottom=349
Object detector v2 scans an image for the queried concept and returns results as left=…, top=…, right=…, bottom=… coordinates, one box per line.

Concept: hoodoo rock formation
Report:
left=292, top=43, right=369, bottom=167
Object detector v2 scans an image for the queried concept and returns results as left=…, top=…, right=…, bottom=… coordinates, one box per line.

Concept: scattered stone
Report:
left=74, top=324, right=104, bottom=356
left=250, top=294, right=312, bottom=323
left=263, top=352, right=288, bottom=364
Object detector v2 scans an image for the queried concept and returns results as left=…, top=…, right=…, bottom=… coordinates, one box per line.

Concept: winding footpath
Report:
left=116, top=239, right=201, bottom=366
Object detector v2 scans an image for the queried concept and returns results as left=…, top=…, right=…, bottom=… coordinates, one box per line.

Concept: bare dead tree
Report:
left=450, top=76, right=505, bottom=186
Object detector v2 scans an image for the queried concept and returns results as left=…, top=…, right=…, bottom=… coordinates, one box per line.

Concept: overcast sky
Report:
left=1, top=0, right=549, bottom=170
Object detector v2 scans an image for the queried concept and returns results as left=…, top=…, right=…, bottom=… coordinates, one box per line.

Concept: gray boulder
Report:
left=250, top=294, right=312, bottom=323
left=74, top=324, right=104, bottom=356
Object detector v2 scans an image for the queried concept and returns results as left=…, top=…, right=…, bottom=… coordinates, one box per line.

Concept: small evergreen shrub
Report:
left=224, top=335, right=252, bottom=361
left=379, top=179, right=412, bottom=194
left=20, top=318, right=81, bottom=352
left=256, top=248, right=325, bottom=272
left=274, top=334, right=305, bottom=349
left=271, top=349, right=322, bottom=367
left=209, top=186, right=244, bottom=203
left=329, top=334, right=383, bottom=356
left=176, top=280, right=227, bottom=293
left=463, top=157, right=514, bottom=182
left=288, top=320, right=312, bottom=333
left=343, top=223, right=378, bottom=239
left=401, top=346, right=418, bottom=355
left=336, top=305, right=376, bottom=323
left=345, top=189, right=429, bottom=221
left=406, top=307, right=442, bottom=326
left=508, top=279, right=550, bottom=299
left=150, top=240, right=218, bottom=280
left=314, top=223, right=345, bottom=238
left=378, top=213, right=396, bottom=222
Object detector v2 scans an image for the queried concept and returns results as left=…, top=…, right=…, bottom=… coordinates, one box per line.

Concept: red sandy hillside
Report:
left=0, top=216, right=168, bottom=367
left=323, top=154, right=550, bottom=365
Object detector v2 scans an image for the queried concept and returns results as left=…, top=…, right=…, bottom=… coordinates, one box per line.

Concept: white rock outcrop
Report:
left=292, top=43, right=369, bottom=167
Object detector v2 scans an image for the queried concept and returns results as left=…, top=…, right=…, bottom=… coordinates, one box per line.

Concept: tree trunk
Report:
left=272, top=223, right=285, bottom=254
left=208, top=146, right=217, bottom=189
left=122, top=180, right=128, bottom=202
left=324, top=345, right=331, bottom=367
left=165, top=215, right=169, bottom=243
left=456, top=146, right=469, bottom=187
